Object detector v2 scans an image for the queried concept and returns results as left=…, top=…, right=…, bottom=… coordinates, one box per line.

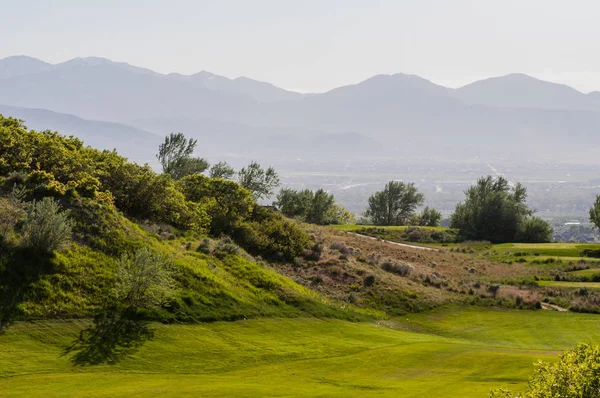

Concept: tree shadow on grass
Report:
left=64, top=308, right=154, bottom=366
left=0, top=246, right=55, bottom=333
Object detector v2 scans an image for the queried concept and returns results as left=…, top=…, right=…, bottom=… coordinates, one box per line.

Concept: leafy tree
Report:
left=179, top=174, right=254, bottom=235
left=275, top=188, right=354, bottom=225
left=22, top=197, right=73, bottom=253
left=115, top=248, right=175, bottom=310
left=413, top=206, right=442, bottom=227
left=325, top=204, right=357, bottom=225
left=275, top=188, right=313, bottom=219
left=365, top=181, right=424, bottom=226
left=451, top=176, right=546, bottom=243
left=306, top=189, right=335, bottom=225
left=490, top=343, right=600, bottom=398
left=209, top=161, right=235, bottom=180
left=590, top=195, right=600, bottom=231
left=516, top=217, right=553, bottom=243
left=157, top=133, right=209, bottom=180
left=237, top=161, right=280, bottom=201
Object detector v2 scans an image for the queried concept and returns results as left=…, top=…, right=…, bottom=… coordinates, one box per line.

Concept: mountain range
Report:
left=1, top=55, right=600, bottom=163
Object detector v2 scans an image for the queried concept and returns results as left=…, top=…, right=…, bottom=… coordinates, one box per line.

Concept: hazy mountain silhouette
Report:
left=454, top=73, right=600, bottom=111
left=0, top=55, right=52, bottom=79
left=1, top=56, right=600, bottom=162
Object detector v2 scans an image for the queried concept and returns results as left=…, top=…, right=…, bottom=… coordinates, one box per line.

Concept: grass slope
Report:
left=2, top=307, right=600, bottom=397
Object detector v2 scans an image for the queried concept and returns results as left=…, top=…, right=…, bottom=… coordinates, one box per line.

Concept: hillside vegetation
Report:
left=0, top=115, right=375, bottom=330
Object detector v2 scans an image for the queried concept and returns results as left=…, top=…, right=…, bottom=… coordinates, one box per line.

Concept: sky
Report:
left=1, top=0, right=600, bottom=93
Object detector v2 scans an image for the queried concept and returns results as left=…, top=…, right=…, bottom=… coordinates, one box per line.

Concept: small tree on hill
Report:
left=157, top=133, right=209, bottom=180
left=115, top=248, right=175, bottom=310
left=365, top=181, right=424, bottom=226
left=238, top=161, right=280, bottom=201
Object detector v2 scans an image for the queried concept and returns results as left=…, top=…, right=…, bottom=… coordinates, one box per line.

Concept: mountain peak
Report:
left=0, top=55, right=52, bottom=79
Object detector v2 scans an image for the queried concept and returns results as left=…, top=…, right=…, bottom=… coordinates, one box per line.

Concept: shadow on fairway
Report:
left=65, top=308, right=154, bottom=366
left=0, top=246, right=55, bottom=333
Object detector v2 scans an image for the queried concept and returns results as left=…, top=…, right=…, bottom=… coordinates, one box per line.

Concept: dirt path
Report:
left=345, top=232, right=440, bottom=252
left=541, top=303, right=568, bottom=312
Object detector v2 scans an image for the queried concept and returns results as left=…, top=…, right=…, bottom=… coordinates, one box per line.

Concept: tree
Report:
left=325, top=204, right=356, bottom=225
left=490, top=343, right=600, bottom=398
left=451, top=176, right=547, bottom=243
left=306, top=189, right=335, bottom=225
left=413, top=206, right=442, bottom=227
left=157, top=133, right=209, bottom=180
left=365, top=181, right=424, bottom=226
left=590, top=195, right=600, bottom=231
left=115, top=248, right=175, bottom=310
left=22, top=197, right=73, bottom=253
left=209, top=161, right=235, bottom=180
left=516, top=217, right=553, bottom=243
left=237, top=161, right=280, bottom=201
left=275, top=188, right=313, bottom=219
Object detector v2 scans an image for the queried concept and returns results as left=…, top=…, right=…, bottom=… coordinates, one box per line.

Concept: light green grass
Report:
left=569, top=268, right=600, bottom=278
left=2, top=308, right=600, bottom=397
left=537, top=281, right=600, bottom=289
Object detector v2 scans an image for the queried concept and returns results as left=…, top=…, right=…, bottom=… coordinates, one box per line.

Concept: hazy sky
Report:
left=2, top=0, right=600, bottom=93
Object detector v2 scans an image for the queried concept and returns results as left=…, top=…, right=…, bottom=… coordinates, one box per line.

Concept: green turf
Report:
left=569, top=268, right=600, bottom=278
left=537, top=281, right=600, bottom=289
left=2, top=307, right=599, bottom=397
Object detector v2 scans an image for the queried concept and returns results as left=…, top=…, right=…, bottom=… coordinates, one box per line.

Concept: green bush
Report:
left=490, top=343, right=600, bottom=397
left=22, top=197, right=73, bottom=253
left=233, top=207, right=312, bottom=261
left=215, top=236, right=240, bottom=258
left=516, top=217, right=553, bottom=243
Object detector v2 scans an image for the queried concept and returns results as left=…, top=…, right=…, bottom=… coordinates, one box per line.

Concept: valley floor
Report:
left=2, top=307, right=600, bottom=397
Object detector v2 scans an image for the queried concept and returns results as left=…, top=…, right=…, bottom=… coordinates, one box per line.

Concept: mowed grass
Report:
left=2, top=308, right=600, bottom=397
left=538, top=281, right=600, bottom=289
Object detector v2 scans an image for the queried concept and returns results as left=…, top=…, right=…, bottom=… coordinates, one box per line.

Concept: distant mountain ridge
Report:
left=1, top=55, right=600, bottom=163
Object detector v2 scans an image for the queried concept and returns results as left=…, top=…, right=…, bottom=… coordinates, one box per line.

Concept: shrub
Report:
left=232, top=207, right=312, bottom=261
left=197, top=238, right=214, bottom=255
left=0, top=186, right=26, bottom=238
left=490, top=344, right=600, bottom=398
left=381, top=260, right=414, bottom=277
left=363, top=275, right=376, bottom=287
left=21, top=197, right=73, bottom=253
left=215, top=236, right=240, bottom=258
left=330, top=241, right=351, bottom=255
left=115, top=248, right=175, bottom=309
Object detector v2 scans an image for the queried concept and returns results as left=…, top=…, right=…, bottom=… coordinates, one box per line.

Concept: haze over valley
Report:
left=2, top=55, right=600, bottom=226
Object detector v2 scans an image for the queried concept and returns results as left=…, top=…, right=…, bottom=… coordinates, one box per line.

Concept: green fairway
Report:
left=538, top=281, right=600, bottom=289
left=2, top=308, right=600, bottom=397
